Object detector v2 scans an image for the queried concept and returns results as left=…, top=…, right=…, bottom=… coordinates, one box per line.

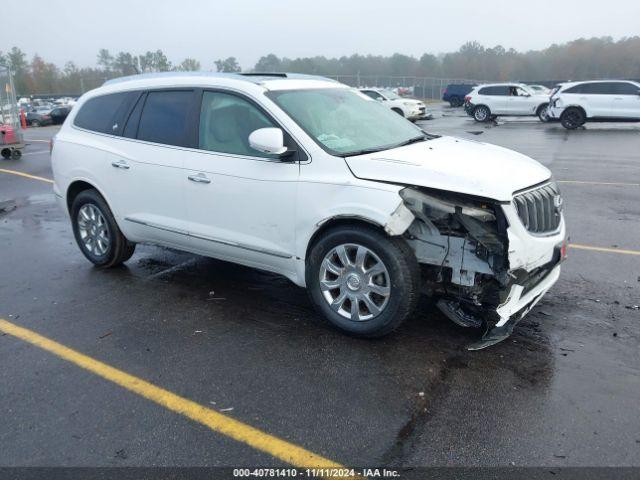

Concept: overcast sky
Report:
left=7, top=0, right=640, bottom=69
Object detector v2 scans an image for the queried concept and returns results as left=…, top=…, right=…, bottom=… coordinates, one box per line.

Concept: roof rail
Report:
left=240, top=72, right=288, bottom=78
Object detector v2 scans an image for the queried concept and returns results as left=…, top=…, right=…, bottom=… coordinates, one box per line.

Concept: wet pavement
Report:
left=0, top=110, right=639, bottom=468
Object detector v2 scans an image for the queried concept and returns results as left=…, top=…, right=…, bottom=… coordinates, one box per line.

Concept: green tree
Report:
left=177, top=58, right=201, bottom=71
left=254, top=54, right=282, bottom=72
left=97, top=49, right=114, bottom=71
left=214, top=57, right=241, bottom=72
left=113, top=51, right=139, bottom=76
left=6, top=47, right=30, bottom=94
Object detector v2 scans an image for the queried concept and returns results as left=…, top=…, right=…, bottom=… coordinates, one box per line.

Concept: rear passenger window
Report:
left=479, top=86, right=508, bottom=96
left=564, top=85, right=584, bottom=94
left=198, top=91, right=277, bottom=158
left=137, top=90, right=194, bottom=147
left=614, top=83, right=640, bottom=95
left=74, top=92, right=134, bottom=134
left=581, top=83, right=617, bottom=95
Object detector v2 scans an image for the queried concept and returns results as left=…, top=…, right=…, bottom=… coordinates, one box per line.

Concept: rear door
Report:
left=612, top=82, right=640, bottom=119
left=477, top=86, right=509, bottom=113
left=580, top=82, right=618, bottom=117
left=110, top=89, right=197, bottom=247
left=183, top=89, right=301, bottom=275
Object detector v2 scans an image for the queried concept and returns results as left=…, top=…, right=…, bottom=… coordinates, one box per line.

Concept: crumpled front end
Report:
left=391, top=183, right=566, bottom=349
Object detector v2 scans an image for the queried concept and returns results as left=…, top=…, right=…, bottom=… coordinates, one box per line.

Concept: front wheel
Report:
left=30, top=120, right=40, bottom=127
left=306, top=225, right=421, bottom=338
left=473, top=105, right=491, bottom=122
left=71, top=189, right=136, bottom=268
left=449, top=96, right=462, bottom=107
left=537, top=103, right=550, bottom=122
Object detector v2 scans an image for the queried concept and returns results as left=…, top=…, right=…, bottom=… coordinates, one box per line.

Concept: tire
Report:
left=31, top=120, right=40, bottom=127
left=560, top=107, right=586, bottom=129
left=306, top=224, right=421, bottom=338
left=391, top=107, right=404, bottom=117
left=70, top=189, right=136, bottom=268
left=537, top=103, right=550, bottom=122
left=1, top=148, right=11, bottom=159
left=473, top=105, right=491, bottom=122
left=449, top=96, right=462, bottom=107
left=10, top=149, right=22, bottom=160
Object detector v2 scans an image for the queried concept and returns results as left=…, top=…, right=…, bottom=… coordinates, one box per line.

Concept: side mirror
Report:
left=249, top=127, right=288, bottom=156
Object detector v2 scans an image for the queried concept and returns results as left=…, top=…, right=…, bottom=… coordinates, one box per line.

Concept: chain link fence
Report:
left=325, top=75, right=484, bottom=100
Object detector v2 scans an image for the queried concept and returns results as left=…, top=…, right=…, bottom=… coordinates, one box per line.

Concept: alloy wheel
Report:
left=319, top=243, right=391, bottom=321
left=77, top=204, right=110, bottom=256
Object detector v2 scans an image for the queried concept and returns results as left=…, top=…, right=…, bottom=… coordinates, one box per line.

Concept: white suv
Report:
left=547, top=80, right=640, bottom=129
left=51, top=72, right=566, bottom=349
left=359, top=88, right=430, bottom=121
left=466, top=83, right=551, bottom=122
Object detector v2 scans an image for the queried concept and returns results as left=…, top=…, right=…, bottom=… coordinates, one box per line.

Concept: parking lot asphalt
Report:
left=1, top=106, right=639, bottom=469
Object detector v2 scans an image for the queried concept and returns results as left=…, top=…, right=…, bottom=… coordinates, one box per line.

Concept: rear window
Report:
left=137, top=90, right=194, bottom=147
left=74, top=92, right=134, bottom=134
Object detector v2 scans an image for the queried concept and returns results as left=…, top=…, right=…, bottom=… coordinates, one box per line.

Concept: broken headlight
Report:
left=399, top=187, right=496, bottom=223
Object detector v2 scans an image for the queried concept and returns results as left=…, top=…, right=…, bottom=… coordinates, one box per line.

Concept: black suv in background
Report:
left=442, top=84, right=476, bottom=107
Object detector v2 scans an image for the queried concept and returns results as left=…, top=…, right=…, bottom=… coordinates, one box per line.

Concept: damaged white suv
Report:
left=52, top=72, right=567, bottom=349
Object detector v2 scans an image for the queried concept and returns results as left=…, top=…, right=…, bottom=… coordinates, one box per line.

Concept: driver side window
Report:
left=199, top=91, right=277, bottom=158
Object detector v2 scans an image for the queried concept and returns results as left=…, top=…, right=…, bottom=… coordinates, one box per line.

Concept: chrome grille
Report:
left=513, top=182, right=562, bottom=234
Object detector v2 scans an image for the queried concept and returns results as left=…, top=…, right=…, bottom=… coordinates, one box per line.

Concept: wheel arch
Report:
left=304, top=216, right=387, bottom=263
left=561, top=104, right=588, bottom=118
left=536, top=102, right=549, bottom=115
left=66, top=179, right=108, bottom=213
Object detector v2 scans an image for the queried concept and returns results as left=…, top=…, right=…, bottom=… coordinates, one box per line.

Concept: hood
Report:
left=345, top=136, right=551, bottom=202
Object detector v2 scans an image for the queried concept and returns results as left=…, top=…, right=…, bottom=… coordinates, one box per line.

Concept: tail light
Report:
left=464, top=96, right=471, bottom=102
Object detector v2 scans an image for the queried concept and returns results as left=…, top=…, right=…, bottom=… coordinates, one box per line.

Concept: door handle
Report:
left=111, top=160, right=130, bottom=170
left=188, top=173, right=211, bottom=184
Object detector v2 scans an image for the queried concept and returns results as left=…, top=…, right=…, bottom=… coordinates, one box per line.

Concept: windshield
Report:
left=381, top=89, right=400, bottom=100
left=267, top=88, right=424, bottom=156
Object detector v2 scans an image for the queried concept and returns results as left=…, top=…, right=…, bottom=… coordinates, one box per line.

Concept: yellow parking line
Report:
left=558, top=180, right=640, bottom=187
left=570, top=244, right=640, bottom=256
left=0, top=319, right=344, bottom=468
left=0, top=168, right=54, bottom=184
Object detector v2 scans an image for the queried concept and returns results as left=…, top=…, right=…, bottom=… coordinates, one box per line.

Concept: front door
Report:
left=505, top=86, right=538, bottom=115
left=612, top=82, right=640, bottom=119
left=183, top=90, right=300, bottom=276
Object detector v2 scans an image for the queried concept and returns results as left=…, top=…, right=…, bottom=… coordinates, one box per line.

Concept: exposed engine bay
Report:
left=386, top=186, right=565, bottom=350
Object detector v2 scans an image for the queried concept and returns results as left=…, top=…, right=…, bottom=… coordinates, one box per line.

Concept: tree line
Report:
left=1, top=36, right=639, bottom=96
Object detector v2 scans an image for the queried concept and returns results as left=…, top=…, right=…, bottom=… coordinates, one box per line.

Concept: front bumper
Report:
left=408, top=106, right=432, bottom=121
left=469, top=261, right=562, bottom=350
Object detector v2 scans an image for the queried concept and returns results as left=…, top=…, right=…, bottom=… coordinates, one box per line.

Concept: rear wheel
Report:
left=31, top=120, right=40, bottom=127
left=449, top=96, right=462, bottom=107
left=1, top=148, right=11, bottom=159
left=473, top=105, right=491, bottom=122
left=306, top=225, right=420, bottom=338
left=71, top=189, right=135, bottom=268
left=560, top=107, right=586, bottom=129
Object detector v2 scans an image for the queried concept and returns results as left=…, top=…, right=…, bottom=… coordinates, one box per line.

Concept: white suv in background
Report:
left=51, top=72, right=566, bottom=350
left=359, top=88, right=431, bottom=121
left=465, top=83, right=550, bottom=122
left=548, top=80, right=640, bottom=129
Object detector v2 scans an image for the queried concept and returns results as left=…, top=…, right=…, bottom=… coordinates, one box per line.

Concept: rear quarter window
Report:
left=74, top=92, right=135, bottom=134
